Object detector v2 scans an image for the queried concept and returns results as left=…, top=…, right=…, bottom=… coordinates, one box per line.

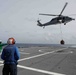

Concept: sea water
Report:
left=15, top=43, right=76, bottom=48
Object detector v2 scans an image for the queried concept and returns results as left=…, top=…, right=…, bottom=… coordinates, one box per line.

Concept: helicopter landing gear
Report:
left=64, top=23, right=66, bottom=25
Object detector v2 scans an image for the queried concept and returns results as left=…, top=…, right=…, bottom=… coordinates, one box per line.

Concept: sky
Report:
left=0, top=0, right=76, bottom=44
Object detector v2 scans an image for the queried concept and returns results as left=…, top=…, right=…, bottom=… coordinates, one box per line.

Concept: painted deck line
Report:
left=0, top=64, right=3, bottom=66
left=0, top=61, right=3, bottom=63
left=0, top=61, right=3, bottom=66
left=18, top=65, right=65, bottom=75
left=19, top=48, right=67, bottom=62
left=20, top=52, right=30, bottom=54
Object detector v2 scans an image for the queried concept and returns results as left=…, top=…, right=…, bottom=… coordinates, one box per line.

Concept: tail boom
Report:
left=37, top=20, right=43, bottom=27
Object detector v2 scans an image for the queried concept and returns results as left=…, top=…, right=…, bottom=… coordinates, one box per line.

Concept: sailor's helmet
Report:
left=7, top=37, right=16, bottom=45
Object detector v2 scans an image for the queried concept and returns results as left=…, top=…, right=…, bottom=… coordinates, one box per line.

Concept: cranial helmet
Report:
left=7, top=37, right=16, bottom=44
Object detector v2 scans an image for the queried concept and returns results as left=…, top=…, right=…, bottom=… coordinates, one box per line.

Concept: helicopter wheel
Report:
left=64, top=23, right=66, bottom=25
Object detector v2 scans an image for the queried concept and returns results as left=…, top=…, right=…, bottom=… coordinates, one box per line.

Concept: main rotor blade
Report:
left=39, top=13, right=59, bottom=16
left=59, top=2, right=68, bottom=16
left=68, top=14, right=76, bottom=16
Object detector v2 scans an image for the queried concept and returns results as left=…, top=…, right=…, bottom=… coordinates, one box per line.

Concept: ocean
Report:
left=15, top=43, right=76, bottom=48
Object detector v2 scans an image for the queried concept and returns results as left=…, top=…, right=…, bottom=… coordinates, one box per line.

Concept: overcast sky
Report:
left=0, top=0, right=76, bottom=44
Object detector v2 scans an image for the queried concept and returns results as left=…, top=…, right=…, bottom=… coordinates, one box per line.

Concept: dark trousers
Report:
left=2, top=64, right=17, bottom=75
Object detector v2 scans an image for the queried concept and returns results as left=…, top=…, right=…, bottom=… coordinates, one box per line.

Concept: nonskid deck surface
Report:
left=0, top=46, right=76, bottom=75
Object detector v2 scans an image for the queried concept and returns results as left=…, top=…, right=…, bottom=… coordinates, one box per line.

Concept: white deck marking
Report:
left=0, top=61, right=3, bottom=63
left=0, top=61, right=3, bottom=66
left=19, top=48, right=67, bottom=62
left=39, top=48, right=68, bottom=53
left=0, top=60, right=66, bottom=75
left=53, top=51, right=73, bottom=54
left=18, top=65, right=65, bottom=75
left=0, top=48, right=68, bottom=75
left=39, top=49, right=43, bottom=52
left=0, top=64, right=3, bottom=66
left=20, top=52, right=30, bottom=54
left=19, top=51, right=54, bottom=61
left=20, top=50, right=24, bottom=51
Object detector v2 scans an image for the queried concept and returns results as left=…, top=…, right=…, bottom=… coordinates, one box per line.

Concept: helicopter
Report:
left=37, top=2, right=75, bottom=28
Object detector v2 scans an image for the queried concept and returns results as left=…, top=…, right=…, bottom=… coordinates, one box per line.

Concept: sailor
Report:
left=1, top=37, right=20, bottom=75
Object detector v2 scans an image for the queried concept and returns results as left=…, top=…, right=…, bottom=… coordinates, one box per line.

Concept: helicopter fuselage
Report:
left=37, top=16, right=75, bottom=27
left=50, top=16, right=75, bottom=25
left=37, top=2, right=75, bottom=27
